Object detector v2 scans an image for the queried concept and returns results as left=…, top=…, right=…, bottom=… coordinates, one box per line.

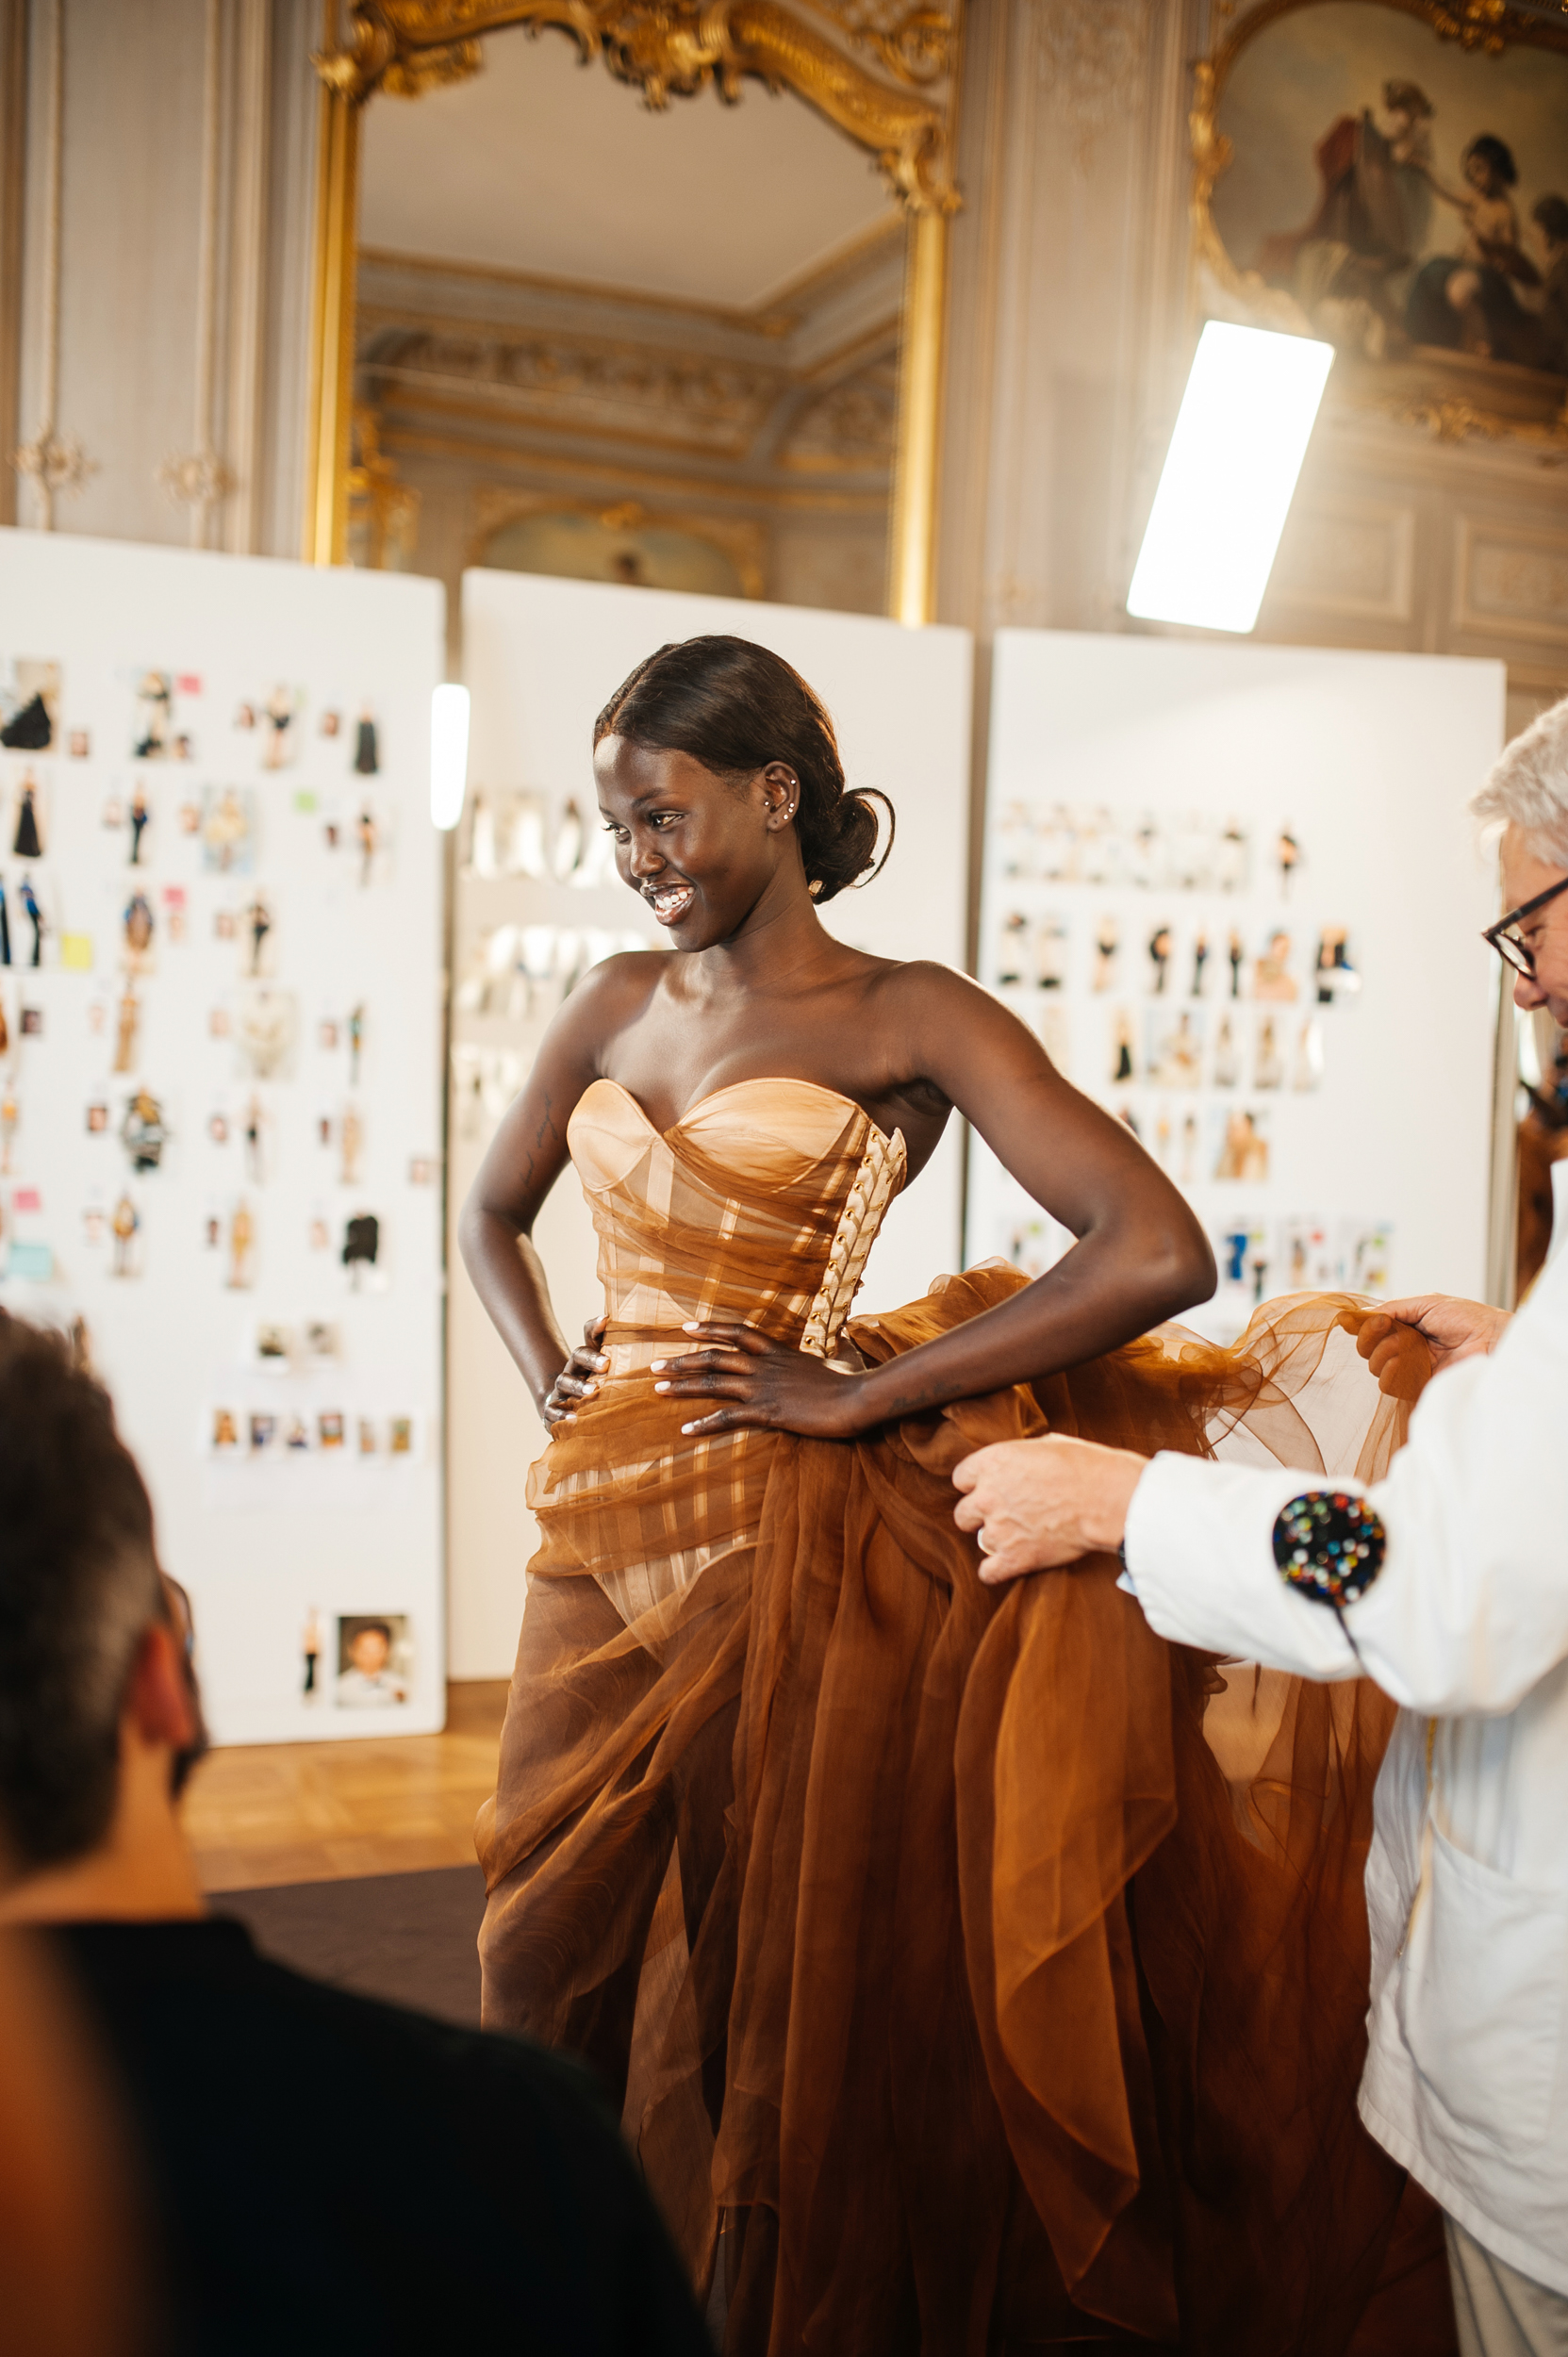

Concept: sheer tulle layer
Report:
left=479, top=1264, right=1447, bottom=2353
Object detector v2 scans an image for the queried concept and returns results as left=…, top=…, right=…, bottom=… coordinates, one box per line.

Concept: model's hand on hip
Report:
left=652, top=1324, right=866, bottom=1440
left=951, top=1435, right=1147, bottom=1583
left=1354, top=1293, right=1510, bottom=1395
left=541, top=1313, right=609, bottom=1430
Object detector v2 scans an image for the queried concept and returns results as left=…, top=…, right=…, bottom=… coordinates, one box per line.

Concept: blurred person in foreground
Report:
left=953, top=695, right=1568, bottom=2357
left=0, top=1311, right=710, bottom=2357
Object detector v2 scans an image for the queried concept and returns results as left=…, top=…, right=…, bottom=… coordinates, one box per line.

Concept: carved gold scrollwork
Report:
left=316, top=0, right=954, bottom=207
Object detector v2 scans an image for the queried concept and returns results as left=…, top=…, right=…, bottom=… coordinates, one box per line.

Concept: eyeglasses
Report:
left=1483, top=874, right=1568, bottom=978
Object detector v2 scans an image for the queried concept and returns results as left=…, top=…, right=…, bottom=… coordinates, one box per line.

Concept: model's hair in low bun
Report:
left=593, top=635, right=893, bottom=903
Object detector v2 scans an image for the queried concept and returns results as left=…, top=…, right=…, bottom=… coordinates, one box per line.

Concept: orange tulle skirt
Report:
left=477, top=1269, right=1456, bottom=2353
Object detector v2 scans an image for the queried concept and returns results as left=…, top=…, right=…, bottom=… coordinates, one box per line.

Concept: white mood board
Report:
left=0, top=532, right=445, bottom=1744
left=451, top=569, right=973, bottom=1678
left=971, top=632, right=1505, bottom=1340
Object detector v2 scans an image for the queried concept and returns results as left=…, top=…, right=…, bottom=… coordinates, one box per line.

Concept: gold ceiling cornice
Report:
left=314, top=1, right=956, bottom=207
left=303, top=0, right=962, bottom=620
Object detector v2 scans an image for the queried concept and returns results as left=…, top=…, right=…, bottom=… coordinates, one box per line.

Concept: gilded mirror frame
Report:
left=305, top=0, right=965, bottom=621
left=1191, top=0, right=1568, bottom=451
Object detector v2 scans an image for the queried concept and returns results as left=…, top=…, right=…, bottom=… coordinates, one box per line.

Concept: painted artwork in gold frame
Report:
left=1193, top=0, right=1568, bottom=442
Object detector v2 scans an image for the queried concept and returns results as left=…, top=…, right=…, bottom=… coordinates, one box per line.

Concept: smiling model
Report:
left=460, top=636, right=1419, bottom=2353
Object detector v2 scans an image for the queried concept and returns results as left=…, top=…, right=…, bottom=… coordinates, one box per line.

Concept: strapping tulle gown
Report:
left=475, top=1079, right=1453, bottom=2355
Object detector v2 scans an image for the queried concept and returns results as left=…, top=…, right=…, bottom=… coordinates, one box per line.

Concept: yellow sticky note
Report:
left=59, top=933, right=93, bottom=971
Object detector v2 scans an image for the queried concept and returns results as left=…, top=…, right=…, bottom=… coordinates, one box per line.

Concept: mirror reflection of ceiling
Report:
left=357, top=26, right=896, bottom=309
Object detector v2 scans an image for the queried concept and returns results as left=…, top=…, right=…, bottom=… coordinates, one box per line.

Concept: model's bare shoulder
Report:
left=867, top=959, right=1003, bottom=1024
left=551, top=948, right=670, bottom=1047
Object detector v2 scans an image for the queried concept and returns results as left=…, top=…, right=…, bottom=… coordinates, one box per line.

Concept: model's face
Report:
left=594, top=736, right=801, bottom=948
left=350, top=1630, right=388, bottom=1673
left=1465, top=150, right=1496, bottom=195
left=1500, top=824, right=1568, bottom=1024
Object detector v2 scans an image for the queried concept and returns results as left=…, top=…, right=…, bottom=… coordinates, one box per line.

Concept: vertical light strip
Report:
left=1127, top=321, right=1333, bottom=635
left=431, top=684, right=470, bottom=832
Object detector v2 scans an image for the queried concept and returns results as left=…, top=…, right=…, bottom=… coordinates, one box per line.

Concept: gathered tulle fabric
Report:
left=477, top=1080, right=1450, bottom=2353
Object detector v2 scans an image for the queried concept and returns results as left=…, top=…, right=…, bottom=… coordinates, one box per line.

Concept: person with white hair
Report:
left=951, top=694, right=1568, bottom=2357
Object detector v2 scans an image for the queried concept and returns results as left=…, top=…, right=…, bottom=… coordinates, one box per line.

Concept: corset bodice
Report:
left=526, top=1077, right=906, bottom=1629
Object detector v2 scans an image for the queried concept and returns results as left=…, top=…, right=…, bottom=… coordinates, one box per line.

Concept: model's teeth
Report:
left=651, top=885, right=693, bottom=915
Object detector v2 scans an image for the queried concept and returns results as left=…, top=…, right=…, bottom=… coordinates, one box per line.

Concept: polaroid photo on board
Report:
left=1211, top=1105, right=1271, bottom=1185
left=336, top=1614, right=410, bottom=1709
left=1146, top=1005, right=1204, bottom=1089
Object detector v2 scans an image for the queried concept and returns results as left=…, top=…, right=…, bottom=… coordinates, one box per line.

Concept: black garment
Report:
left=1, top=688, right=52, bottom=749
left=0, top=880, right=9, bottom=966
left=54, top=1919, right=711, bottom=2357
left=13, top=784, right=41, bottom=858
left=354, top=717, right=378, bottom=775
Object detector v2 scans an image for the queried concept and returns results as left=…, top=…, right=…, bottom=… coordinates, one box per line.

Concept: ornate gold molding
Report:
left=1190, top=0, right=1568, bottom=453
left=469, top=485, right=767, bottom=595
left=305, top=0, right=961, bottom=619
left=314, top=1, right=955, bottom=207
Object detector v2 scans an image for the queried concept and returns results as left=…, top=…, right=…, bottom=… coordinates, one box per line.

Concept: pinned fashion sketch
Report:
left=338, top=1104, right=363, bottom=1188
left=1315, top=929, right=1362, bottom=1004
left=132, top=672, right=173, bottom=759
left=19, top=879, right=43, bottom=968
left=0, top=881, right=9, bottom=967
left=356, top=803, right=376, bottom=887
left=110, top=1193, right=140, bottom=1277
left=235, top=988, right=297, bottom=1082
left=227, top=1200, right=255, bottom=1290
left=1213, top=1105, right=1270, bottom=1181
left=127, top=789, right=151, bottom=865
left=13, top=775, right=42, bottom=859
left=1253, top=929, right=1297, bottom=1001
left=244, top=894, right=272, bottom=978
left=113, top=985, right=140, bottom=1075
left=1147, top=1005, right=1204, bottom=1086
left=353, top=706, right=379, bottom=776
left=1254, top=1016, right=1285, bottom=1090
left=341, top=1211, right=379, bottom=1288
left=201, top=785, right=255, bottom=875
left=123, top=892, right=155, bottom=971
left=1109, top=1008, right=1135, bottom=1083
left=120, top=1090, right=168, bottom=1175
left=1147, top=923, right=1173, bottom=994
left=1092, top=915, right=1118, bottom=992
left=261, top=684, right=298, bottom=771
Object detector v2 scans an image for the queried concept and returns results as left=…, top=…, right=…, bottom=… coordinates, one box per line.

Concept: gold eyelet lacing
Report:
left=800, top=1126, right=906, bottom=1361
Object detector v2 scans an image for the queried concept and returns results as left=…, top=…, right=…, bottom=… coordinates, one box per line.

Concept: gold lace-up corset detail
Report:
left=526, top=1078, right=906, bottom=1632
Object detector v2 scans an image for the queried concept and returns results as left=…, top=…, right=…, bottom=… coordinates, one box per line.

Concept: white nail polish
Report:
left=680, top=1422, right=696, bottom=1433
left=682, top=1322, right=700, bottom=1332
left=654, top=1381, right=669, bottom=1393
left=650, top=1359, right=666, bottom=1372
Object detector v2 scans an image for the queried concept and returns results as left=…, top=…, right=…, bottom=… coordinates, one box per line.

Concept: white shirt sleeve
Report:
left=1122, top=1248, right=1568, bottom=1715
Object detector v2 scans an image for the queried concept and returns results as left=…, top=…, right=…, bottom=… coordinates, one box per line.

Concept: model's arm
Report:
left=659, top=967, right=1215, bottom=1438
left=954, top=1265, right=1568, bottom=1716
left=457, top=956, right=650, bottom=1418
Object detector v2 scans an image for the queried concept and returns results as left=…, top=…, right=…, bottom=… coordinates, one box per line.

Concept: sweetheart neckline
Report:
left=583, top=1073, right=897, bottom=1152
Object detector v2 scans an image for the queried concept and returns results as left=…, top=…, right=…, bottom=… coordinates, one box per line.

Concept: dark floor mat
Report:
left=216, top=1865, right=486, bottom=2027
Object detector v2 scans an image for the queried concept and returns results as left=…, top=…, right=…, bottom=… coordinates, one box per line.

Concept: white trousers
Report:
left=1447, top=2217, right=1568, bottom=2357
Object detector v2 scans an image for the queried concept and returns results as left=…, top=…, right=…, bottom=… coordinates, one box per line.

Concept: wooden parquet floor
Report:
left=184, top=1682, right=509, bottom=1894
